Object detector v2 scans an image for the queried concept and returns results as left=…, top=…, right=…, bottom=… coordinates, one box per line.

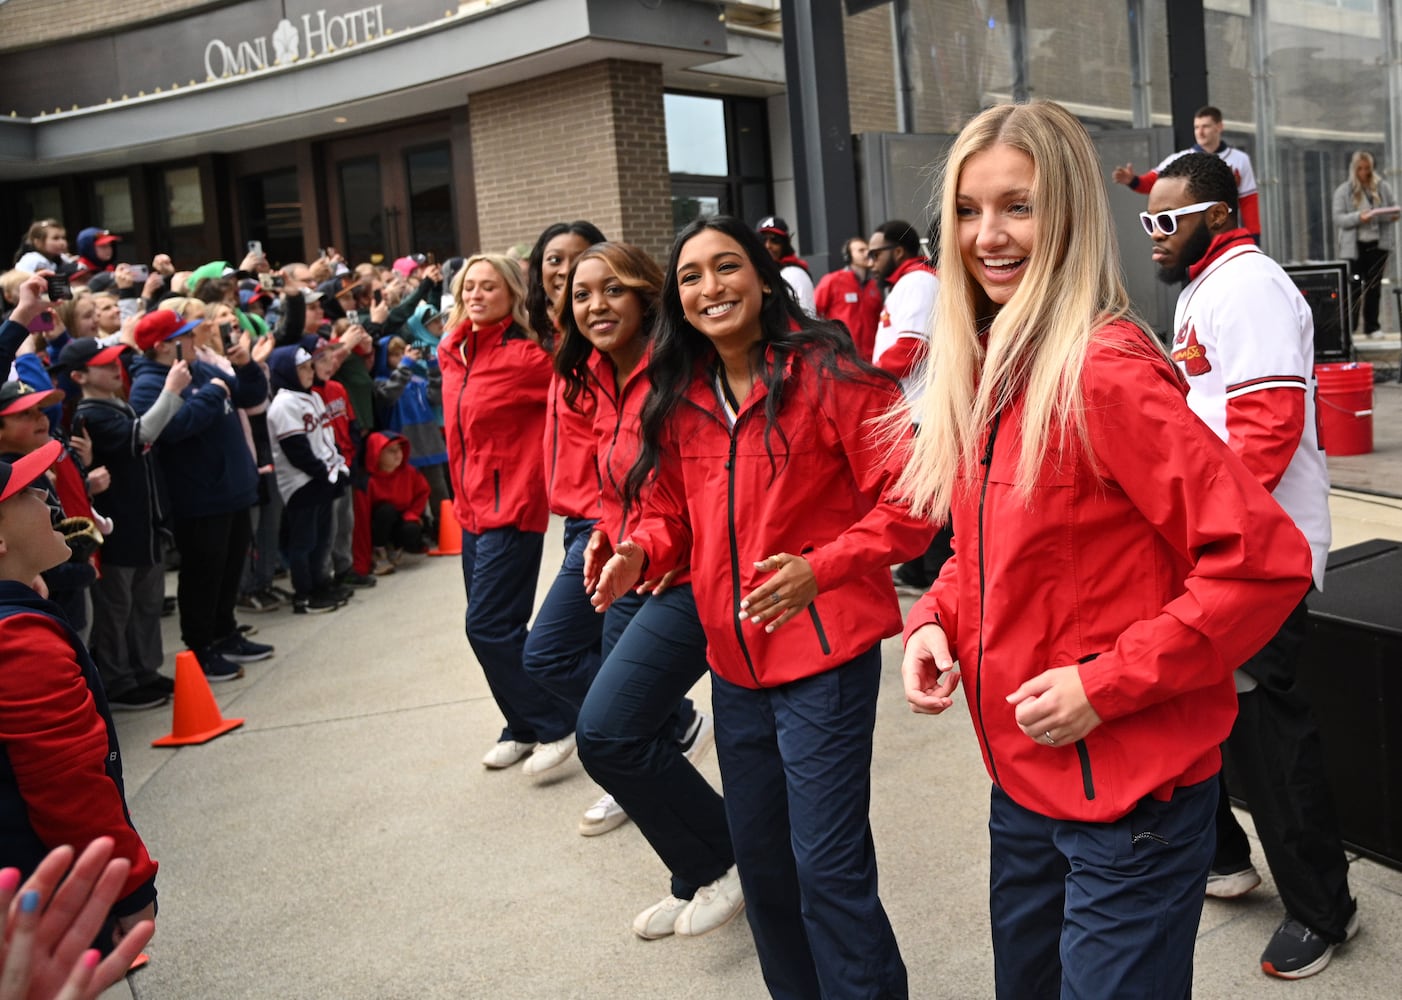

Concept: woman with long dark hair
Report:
left=592, top=217, right=931, bottom=996
left=558, top=241, right=735, bottom=937
left=439, top=254, right=574, bottom=769
left=518, top=221, right=608, bottom=779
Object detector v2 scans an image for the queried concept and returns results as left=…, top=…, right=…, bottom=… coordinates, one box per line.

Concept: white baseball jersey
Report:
left=874, top=267, right=939, bottom=412
left=1171, top=242, right=1330, bottom=589
left=268, top=388, right=348, bottom=503
left=1155, top=143, right=1257, bottom=201
left=781, top=263, right=816, bottom=317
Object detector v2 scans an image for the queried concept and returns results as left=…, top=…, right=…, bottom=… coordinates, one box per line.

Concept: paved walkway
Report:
left=102, top=382, right=1402, bottom=999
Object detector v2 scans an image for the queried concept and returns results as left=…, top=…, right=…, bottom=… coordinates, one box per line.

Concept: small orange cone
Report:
left=428, top=499, right=462, bottom=556
left=151, top=651, right=244, bottom=747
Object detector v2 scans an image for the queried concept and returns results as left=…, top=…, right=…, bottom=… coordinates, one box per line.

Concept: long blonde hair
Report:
left=1350, top=151, right=1380, bottom=209
left=898, top=101, right=1153, bottom=519
left=445, top=253, right=532, bottom=339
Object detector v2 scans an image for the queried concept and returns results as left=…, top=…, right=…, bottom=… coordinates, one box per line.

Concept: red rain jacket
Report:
left=365, top=431, right=430, bottom=522
left=543, top=373, right=602, bottom=521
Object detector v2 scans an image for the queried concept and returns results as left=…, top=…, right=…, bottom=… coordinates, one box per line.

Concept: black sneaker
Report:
left=1260, top=906, right=1359, bottom=979
left=109, top=683, right=171, bottom=711
left=218, top=633, right=275, bottom=663
left=161, top=596, right=177, bottom=617
left=196, top=648, right=246, bottom=683
left=327, top=584, right=354, bottom=604
left=236, top=590, right=282, bottom=613
left=293, top=593, right=341, bottom=615
left=336, top=571, right=377, bottom=589
left=146, top=674, right=176, bottom=695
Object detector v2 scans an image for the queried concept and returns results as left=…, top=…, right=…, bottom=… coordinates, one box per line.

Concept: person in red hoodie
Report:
left=517, top=221, right=606, bottom=779
left=438, top=254, right=573, bottom=769
left=896, top=102, right=1312, bottom=999
left=364, top=431, right=429, bottom=557
left=812, top=236, right=882, bottom=361
left=591, top=217, right=932, bottom=997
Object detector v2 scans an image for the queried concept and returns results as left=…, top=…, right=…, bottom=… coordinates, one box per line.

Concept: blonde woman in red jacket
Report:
left=439, top=254, right=574, bottom=769
left=592, top=217, right=932, bottom=998
left=897, top=101, right=1313, bottom=998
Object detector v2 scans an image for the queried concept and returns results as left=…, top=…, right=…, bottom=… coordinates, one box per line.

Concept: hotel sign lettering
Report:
left=204, top=5, right=388, bottom=80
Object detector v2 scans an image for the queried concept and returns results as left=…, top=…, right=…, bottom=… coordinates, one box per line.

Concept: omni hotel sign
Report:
left=204, top=5, right=388, bottom=80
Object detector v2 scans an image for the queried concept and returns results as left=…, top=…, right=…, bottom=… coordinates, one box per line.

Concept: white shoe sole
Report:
left=579, top=808, right=630, bottom=837
left=1206, top=866, right=1261, bottom=899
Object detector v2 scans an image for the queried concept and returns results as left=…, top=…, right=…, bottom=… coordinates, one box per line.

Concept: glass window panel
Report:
left=665, top=94, right=729, bottom=176
left=338, top=157, right=383, bottom=265
left=93, top=176, right=133, bottom=233
left=241, top=169, right=302, bottom=268
left=23, top=186, right=62, bottom=224
left=733, top=99, right=768, bottom=178
left=165, top=166, right=204, bottom=227
left=904, top=0, right=1013, bottom=134
left=406, top=145, right=455, bottom=262
left=672, top=191, right=724, bottom=233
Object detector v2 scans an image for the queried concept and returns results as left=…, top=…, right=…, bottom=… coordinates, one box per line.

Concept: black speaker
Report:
left=1283, top=261, right=1352, bottom=361
left=1298, top=539, right=1402, bottom=870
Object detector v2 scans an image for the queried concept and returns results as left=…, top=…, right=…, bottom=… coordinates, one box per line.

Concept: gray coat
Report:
left=1333, top=178, right=1397, bottom=258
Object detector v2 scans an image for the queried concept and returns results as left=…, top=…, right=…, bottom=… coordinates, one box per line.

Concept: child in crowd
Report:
left=365, top=431, right=430, bottom=568
left=267, top=344, right=350, bottom=614
left=310, top=338, right=374, bottom=589
left=67, top=338, right=190, bottom=710
left=0, top=440, right=159, bottom=956
left=372, top=331, right=448, bottom=516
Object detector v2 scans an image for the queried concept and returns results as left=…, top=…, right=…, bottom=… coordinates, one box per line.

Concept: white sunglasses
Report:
left=1139, top=201, right=1221, bottom=236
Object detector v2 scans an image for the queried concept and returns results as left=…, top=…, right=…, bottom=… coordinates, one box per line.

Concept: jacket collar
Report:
left=1187, top=228, right=1256, bottom=282
left=887, top=256, right=936, bottom=286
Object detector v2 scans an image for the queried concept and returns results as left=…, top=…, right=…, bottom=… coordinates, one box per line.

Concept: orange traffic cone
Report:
left=151, top=651, right=245, bottom=747
left=428, top=499, right=462, bottom=556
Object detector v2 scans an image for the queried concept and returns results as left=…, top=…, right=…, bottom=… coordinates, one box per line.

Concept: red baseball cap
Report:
left=0, top=439, right=61, bottom=504
left=0, top=380, right=64, bottom=417
left=93, top=230, right=121, bottom=246
left=133, top=309, right=200, bottom=352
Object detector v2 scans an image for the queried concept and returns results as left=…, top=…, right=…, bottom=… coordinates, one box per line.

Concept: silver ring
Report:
left=770, top=593, right=782, bottom=605
left=1044, top=731, right=1056, bottom=746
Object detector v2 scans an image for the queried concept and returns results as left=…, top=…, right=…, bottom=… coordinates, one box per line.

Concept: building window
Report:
left=338, top=157, right=383, bottom=266
left=665, top=93, right=770, bottom=232
left=164, top=166, right=204, bottom=227
left=405, top=144, right=455, bottom=262
left=240, top=169, right=303, bottom=269
left=93, top=176, right=134, bottom=234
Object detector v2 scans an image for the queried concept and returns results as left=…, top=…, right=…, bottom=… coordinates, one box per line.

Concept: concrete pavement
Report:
left=101, top=384, right=1402, bottom=999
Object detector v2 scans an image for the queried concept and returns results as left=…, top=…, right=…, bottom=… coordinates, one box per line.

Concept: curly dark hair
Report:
left=525, top=221, right=607, bottom=350
left=1158, top=152, right=1239, bottom=214
left=623, top=215, right=895, bottom=505
left=555, top=242, right=663, bottom=412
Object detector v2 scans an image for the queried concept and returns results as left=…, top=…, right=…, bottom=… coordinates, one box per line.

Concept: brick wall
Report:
left=470, top=59, right=672, bottom=261
left=845, top=5, right=897, bottom=134
left=0, top=0, right=223, bottom=51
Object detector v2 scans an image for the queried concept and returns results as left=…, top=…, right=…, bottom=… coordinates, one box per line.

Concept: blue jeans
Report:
left=988, top=776, right=1217, bottom=999
left=712, top=645, right=907, bottom=1000
left=576, top=584, right=728, bottom=898
left=520, top=518, right=603, bottom=717
left=460, top=527, right=574, bottom=744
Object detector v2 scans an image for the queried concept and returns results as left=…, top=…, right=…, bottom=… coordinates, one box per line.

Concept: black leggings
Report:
left=371, top=501, right=424, bottom=551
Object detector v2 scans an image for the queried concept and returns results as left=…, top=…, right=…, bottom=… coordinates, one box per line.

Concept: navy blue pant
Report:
left=576, top=584, right=727, bottom=899
left=520, top=518, right=603, bottom=717
left=712, top=646, right=907, bottom=1000
left=988, top=776, right=1217, bottom=1000
left=282, top=498, right=333, bottom=598
left=460, top=527, right=574, bottom=744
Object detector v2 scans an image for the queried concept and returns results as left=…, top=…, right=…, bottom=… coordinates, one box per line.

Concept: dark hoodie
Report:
left=74, top=228, right=116, bottom=275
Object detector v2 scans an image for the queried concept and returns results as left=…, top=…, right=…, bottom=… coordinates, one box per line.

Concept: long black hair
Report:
left=525, top=220, right=607, bottom=350
left=624, top=215, right=895, bottom=505
left=555, top=242, right=663, bottom=412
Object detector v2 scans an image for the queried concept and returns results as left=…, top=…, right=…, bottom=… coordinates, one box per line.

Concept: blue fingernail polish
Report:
left=20, top=890, right=39, bottom=913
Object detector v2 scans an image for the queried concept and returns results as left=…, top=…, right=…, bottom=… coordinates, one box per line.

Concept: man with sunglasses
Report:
left=1146, top=152, right=1356, bottom=982
left=1113, top=104, right=1260, bottom=240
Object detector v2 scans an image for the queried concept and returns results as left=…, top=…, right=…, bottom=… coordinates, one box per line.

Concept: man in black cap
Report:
left=756, top=216, right=816, bottom=316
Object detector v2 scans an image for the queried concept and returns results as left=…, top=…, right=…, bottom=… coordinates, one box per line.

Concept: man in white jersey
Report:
left=1147, top=152, right=1356, bottom=982
left=1114, top=105, right=1261, bottom=240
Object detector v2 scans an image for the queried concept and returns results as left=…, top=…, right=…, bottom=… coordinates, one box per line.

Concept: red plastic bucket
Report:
left=1315, top=362, right=1374, bottom=456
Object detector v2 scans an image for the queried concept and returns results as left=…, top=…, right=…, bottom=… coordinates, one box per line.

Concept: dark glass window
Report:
left=240, top=169, right=303, bottom=268
left=665, top=93, right=771, bottom=234
left=338, top=157, right=383, bottom=266
left=405, top=144, right=455, bottom=263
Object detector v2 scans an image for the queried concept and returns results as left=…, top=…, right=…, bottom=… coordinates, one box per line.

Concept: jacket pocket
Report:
left=493, top=469, right=501, bottom=512
left=1075, top=740, right=1095, bottom=801
left=807, top=602, right=832, bottom=655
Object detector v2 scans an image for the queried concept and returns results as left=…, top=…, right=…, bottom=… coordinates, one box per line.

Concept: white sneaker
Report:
left=632, top=894, right=688, bottom=940
left=481, top=739, right=535, bottom=769
left=1206, top=863, right=1262, bottom=899
left=679, top=710, right=715, bottom=764
left=579, top=792, right=630, bottom=836
left=522, top=734, right=576, bottom=776
left=674, top=866, right=745, bottom=937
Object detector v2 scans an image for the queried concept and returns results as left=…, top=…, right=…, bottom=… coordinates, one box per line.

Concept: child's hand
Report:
left=85, top=466, right=111, bottom=495
left=403, top=347, right=422, bottom=365
left=69, top=427, right=94, bottom=467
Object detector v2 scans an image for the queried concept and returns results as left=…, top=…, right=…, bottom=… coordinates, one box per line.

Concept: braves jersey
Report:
left=268, top=388, right=347, bottom=503
left=874, top=267, right=939, bottom=413
left=1171, top=242, right=1330, bottom=588
left=1155, top=144, right=1256, bottom=201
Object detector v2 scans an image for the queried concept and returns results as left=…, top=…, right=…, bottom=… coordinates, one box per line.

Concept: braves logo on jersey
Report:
left=1171, top=323, right=1212, bottom=376
left=879, top=309, right=891, bottom=329
left=303, top=413, right=318, bottom=434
